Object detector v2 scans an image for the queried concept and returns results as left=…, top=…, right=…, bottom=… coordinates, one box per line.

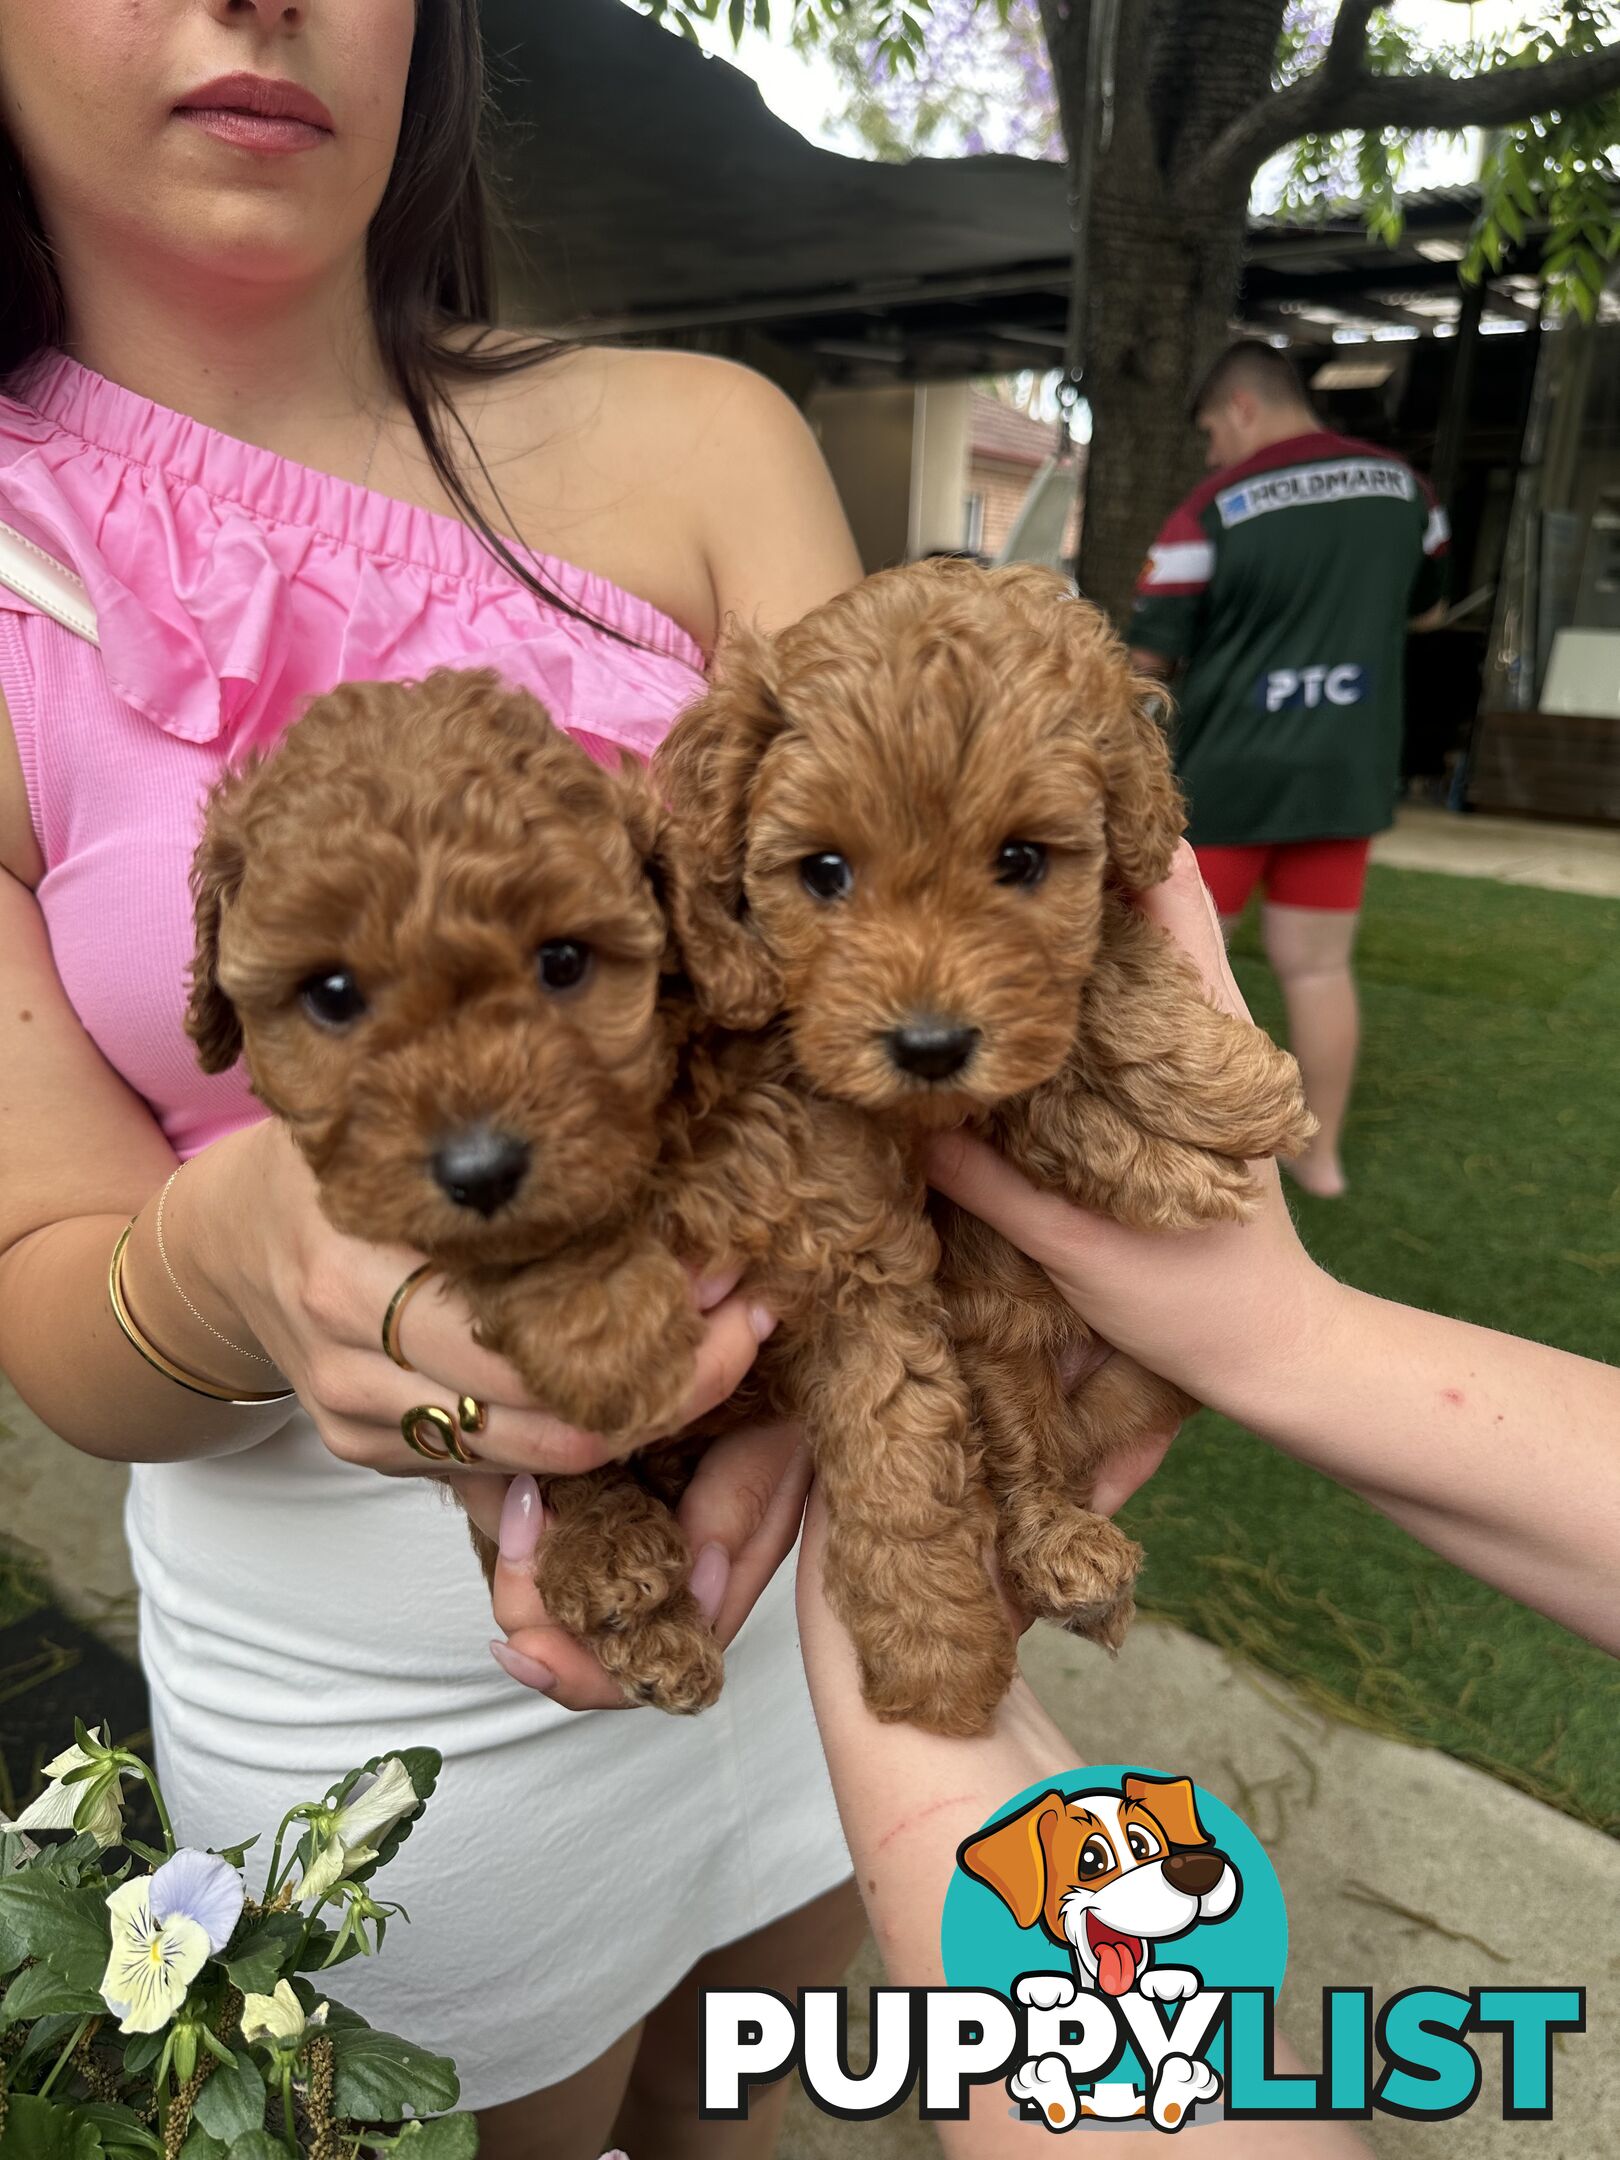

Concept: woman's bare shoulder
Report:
left=452, top=339, right=855, bottom=644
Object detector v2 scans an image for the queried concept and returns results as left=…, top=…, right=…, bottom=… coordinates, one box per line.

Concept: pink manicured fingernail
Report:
left=747, top=1303, right=778, bottom=1342
left=498, top=1475, right=545, bottom=1564
left=489, top=1639, right=557, bottom=1693
left=690, top=1542, right=731, bottom=1624
left=695, top=1270, right=741, bottom=1312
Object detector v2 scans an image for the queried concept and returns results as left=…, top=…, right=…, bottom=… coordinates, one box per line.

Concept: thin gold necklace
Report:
left=357, top=406, right=385, bottom=491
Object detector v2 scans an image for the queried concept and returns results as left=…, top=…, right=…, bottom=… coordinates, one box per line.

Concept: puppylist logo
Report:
left=699, top=1765, right=1585, bottom=2133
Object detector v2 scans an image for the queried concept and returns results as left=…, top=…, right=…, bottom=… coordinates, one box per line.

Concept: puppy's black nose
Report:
left=1162, top=1849, right=1226, bottom=1898
left=885, top=1018, right=981, bottom=1082
left=431, top=1127, right=531, bottom=1216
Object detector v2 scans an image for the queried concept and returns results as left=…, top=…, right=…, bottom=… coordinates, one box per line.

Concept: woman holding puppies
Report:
left=0, top=1, right=864, bottom=2153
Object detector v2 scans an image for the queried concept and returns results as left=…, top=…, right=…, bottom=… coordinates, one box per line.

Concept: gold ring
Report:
left=382, top=1263, right=436, bottom=1372
left=400, top=1402, right=482, bottom=1466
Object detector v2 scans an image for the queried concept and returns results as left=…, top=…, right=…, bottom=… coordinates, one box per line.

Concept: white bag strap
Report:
left=0, top=516, right=99, bottom=645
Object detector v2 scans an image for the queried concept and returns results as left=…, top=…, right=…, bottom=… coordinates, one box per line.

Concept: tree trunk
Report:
left=1047, top=0, right=1287, bottom=626
left=1075, top=178, right=1250, bottom=622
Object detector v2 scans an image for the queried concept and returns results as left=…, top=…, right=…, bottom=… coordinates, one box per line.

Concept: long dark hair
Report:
left=0, top=0, right=620, bottom=638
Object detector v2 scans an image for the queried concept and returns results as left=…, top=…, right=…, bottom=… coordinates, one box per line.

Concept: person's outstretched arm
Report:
left=794, top=1491, right=1372, bottom=2158
left=929, top=845, right=1620, bottom=1654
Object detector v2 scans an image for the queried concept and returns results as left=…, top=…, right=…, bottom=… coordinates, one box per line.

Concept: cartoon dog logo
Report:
left=958, top=1774, right=1241, bottom=2132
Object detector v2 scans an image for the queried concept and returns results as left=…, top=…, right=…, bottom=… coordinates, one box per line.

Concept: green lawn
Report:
left=1119, top=861, right=1620, bottom=1835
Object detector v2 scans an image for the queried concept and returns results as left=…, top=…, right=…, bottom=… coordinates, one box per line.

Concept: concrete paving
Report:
left=1, top=1377, right=138, bottom=1655
left=1374, top=804, right=1620, bottom=899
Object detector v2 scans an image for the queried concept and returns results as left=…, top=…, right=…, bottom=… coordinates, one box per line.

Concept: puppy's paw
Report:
left=1151, top=2054, right=1220, bottom=2131
left=858, top=1641, right=1016, bottom=1737
left=1001, top=1510, right=1141, bottom=1646
left=1138, top=1967, right=1200, bottom=2004
left=1015, top=1972, right=1078, bottom=2013
left=1234, top=1044, right=1318, bottom=1166
left=846, top=1592, right=1016, bottom=1737
left=1008, top=2055, right=1078, bottom=2131
left=828, top=1516, right=1017, bottom=1736
left=601, top=1596, right=725, bottom=1715
left=481, top=1247, right=704, bottom=1449
left=537, top=1482, right=695, bottom=1635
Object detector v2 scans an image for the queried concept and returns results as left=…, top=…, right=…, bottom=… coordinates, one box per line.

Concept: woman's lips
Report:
left=172, top=74, right=333, bottom=153
left=175, top=108, right=330, bottom=153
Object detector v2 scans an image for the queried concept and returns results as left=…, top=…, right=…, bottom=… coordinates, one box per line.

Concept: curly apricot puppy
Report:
left=186, top=669, right=1013, bottom=1735
left=656, top=561, right=1316, bottom=1649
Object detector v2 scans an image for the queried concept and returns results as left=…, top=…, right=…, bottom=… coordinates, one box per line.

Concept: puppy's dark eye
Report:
left=537, top=939, right=592, bottom=992
left=298, top=968, right=367, bottom=1029
left=1078, top=1836, right=1115, bottom=1879
left=800, top=852, right=854, bottom=902
left=994, top=840, right=1048, bottom=889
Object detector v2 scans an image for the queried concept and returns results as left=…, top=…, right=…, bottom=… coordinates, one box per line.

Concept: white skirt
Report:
left=126, top=1414, right=851, bottom=2108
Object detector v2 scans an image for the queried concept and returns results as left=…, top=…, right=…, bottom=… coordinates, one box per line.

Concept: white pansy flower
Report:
left=299, top=1758, right=421, bottom=1904
left=240, top=1979, right=329, bottom=2053
left=15, top=1731, right=124, bottom=1848
left=99, top=1848, right=247, bottom=2035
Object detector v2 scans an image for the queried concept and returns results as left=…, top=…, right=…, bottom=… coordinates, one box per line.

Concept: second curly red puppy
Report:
left=657, top=560, right=1316, bottom=1647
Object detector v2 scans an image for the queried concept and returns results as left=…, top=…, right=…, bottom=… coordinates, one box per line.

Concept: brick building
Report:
left=964, top=389, right=1083, bottom=562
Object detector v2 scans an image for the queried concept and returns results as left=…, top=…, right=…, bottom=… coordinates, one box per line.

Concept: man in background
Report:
left=1129, top=341, right=1448, bottom=1197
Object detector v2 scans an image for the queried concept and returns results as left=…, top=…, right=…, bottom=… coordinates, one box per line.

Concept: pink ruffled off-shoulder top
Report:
left=0, top=353, right=707, bottom=1159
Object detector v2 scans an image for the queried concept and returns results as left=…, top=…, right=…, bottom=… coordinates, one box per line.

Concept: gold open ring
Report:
left=382, top=1263, right=436, bottom=1372
left=400, top=1403, right=481, bottom=1466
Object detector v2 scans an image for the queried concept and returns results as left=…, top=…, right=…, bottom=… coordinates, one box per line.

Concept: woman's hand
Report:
left=458, top=1423, right=814, bottom=1709
left=928, top=845, right=1344, bottom=1419
left=183, top=1120, right=771, bottom=1481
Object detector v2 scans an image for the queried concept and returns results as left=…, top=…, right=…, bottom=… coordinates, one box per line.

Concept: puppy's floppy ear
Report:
left=957, top=1791, right=1065, bottom=1932
left=1123, top=1774, right=1212, bottom=1851
left=1010, top=570, right=1186, bottom=895
left=184, top=776, right=249, bottom=1074
left=617, top=760, right=782, bottom=1030
left=651, top=620, right=788, bottom=968
left=1099, top=671, right=1185, bottom=894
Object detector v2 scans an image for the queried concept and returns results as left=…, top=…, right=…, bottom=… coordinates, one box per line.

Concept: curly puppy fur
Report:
left=186, top=670, right=1013, bottom=1733
left=655, top=560, right=1316, bottom=1648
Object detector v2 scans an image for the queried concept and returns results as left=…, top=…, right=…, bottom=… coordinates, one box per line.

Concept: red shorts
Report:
left=1194, top=837, right=1371, bottom=916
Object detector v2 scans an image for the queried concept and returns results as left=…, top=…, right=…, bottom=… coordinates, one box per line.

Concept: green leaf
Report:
left=321, top=2005, right=459, bottom=2123
left=190, top=2053, right=266, bottom=2147
left=208, top=1839, right=259, bottom=1874
left=223, top=2139, right=284, bottom=2160
left=0, top=1878, right=112, bottom=1993
left=291, top=1919, right=361, bottom=1975
left=13, top=2015, right=82, bottom=2075
left=175, top=2130, right=226, bottom=2160
left=30, top=1840, right=107, bottom=1890
left=392, top=2119, right=479, bottom=2160
left=70, top=2108, right=161, bottom=2159
left=0, top=2096, right=105, bottom=2160
left=119, top=2032, right=164, bottom=2077
left=222, top=1917, right=305, bottom=1997
left=0, top=1961, right=106, bottom=2026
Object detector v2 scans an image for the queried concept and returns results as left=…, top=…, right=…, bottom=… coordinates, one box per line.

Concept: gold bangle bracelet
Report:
left=108, top=1223, right=295, bottom=1408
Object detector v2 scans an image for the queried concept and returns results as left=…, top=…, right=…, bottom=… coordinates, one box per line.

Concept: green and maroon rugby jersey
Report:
left=1128, top=429, right=1449, bottom=846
